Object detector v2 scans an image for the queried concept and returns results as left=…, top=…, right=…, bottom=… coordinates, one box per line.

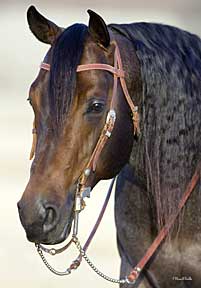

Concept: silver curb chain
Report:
left=35, top=238, right=129, bottom=284
left=35, top=243, right=71, bottom=276
left=74, top=237, right=127, bottom=284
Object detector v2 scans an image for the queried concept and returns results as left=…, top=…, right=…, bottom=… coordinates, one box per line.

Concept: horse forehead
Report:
left=77, top=38, right=113, bottom=91
left=81, top=37, right=107, bottom=64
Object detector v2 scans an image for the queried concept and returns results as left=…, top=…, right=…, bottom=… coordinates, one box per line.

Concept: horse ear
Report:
left=87, top=9, right=110, bottom=48
left=27, top=6, right=62, bottom=45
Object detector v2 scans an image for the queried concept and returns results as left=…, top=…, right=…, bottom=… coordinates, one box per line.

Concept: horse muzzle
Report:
left=17, top=191, right=74, bottom=244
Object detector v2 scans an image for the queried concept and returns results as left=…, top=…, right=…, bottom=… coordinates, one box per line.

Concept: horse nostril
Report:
left=43, top=205, right=59, bottom=233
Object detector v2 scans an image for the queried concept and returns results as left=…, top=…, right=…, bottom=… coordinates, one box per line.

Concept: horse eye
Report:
left=87, top=101, right=105, bottom=114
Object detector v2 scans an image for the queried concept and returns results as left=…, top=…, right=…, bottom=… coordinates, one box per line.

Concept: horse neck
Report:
left=112, top=30, right=201, bottom=237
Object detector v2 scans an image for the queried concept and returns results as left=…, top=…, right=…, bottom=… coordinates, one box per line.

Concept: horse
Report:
left=17, top=5, right=201, bottom=287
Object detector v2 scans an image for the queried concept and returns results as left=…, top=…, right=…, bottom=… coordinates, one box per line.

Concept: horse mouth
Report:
left=46, top=222, right=73, bottom=245
left=25, top=217, right=73, bottom=245
left=51, top=217, right=73, bottom=245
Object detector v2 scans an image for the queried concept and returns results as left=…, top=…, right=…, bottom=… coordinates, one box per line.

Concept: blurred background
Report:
left=0, top=1, right=201, bottom=287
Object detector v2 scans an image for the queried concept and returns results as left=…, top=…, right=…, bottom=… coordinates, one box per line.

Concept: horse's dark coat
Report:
left=110, top=22, right=201, bottom=228
left=111, top=23, right=201, bottom=287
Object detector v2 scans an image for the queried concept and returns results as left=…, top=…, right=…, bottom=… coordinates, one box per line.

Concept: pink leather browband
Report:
left=40, top=62, right=125, bottom=78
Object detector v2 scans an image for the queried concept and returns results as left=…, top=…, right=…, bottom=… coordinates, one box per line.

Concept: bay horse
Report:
left=18, top=5, right=201, bottom=287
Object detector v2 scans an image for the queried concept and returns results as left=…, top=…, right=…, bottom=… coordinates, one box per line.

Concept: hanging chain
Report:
left=73, top=237, right=127, bottom=284
left=35, top=243, right=72, bottom=276
left=35, top=238, right=129, bottom=284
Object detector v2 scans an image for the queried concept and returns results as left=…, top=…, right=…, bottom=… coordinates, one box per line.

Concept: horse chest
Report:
left=150, top=241, right=201, bottom=287
left=115, top=164, right=201, bottom=287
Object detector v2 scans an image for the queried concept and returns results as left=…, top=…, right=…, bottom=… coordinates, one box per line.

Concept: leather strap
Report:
left=77, top=63, right=125, bottom=78
left=115, top=45, right=140, bottom=135
left=40, top=62, right=50, bottom=71
left=127, top=163, right=201, bottom=283
left=40, top=62, right=124, bottom=78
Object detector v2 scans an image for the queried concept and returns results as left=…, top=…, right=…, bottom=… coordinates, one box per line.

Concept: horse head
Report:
left=18, top=6, right=137, bottom=244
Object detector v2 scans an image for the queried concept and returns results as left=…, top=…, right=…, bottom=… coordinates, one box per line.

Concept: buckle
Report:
left=106, top=109, right=116, bottom=124
left=126, top=267, right=141, bottom=284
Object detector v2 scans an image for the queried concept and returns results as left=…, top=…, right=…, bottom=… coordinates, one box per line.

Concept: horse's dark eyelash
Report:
left=86, top=101, right=105, bottom=114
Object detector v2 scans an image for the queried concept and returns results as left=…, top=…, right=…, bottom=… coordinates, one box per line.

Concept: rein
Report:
left=31, top=42, right=201, bottom=285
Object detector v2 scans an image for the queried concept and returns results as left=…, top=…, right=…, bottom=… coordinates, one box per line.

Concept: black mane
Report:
left=110, top=22, right=201, bottom=229
left=49, top=23, right=88, bottom=131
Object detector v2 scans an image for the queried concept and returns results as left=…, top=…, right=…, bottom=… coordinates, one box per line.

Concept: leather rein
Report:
left=30, top=42, right=200, bottom=285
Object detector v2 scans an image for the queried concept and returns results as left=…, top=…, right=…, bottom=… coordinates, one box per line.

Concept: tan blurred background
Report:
left=0, top=1, right=201, bottom=287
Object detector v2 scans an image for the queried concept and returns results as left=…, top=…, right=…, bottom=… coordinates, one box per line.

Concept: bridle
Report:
left=32, top=42, right=140, bottom=284
left=30, top=42, right=200, bottom=285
